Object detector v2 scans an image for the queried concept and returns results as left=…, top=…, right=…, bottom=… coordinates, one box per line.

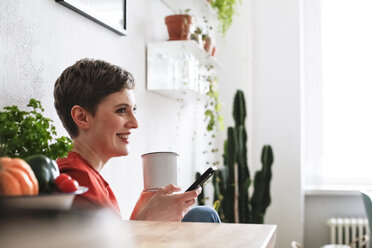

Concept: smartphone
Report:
left=185, top=167, right=216, bottom=192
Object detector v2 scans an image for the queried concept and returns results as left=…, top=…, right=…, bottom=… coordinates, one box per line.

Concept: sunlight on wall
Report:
left=322, top=0, right=372, bottom=185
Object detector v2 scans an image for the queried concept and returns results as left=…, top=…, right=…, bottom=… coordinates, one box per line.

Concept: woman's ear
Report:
left=71, top=105, right=90, bottom=130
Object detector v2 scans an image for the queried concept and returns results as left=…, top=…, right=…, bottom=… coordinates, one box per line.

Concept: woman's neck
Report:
left=71, top=138, right=107, bottom=171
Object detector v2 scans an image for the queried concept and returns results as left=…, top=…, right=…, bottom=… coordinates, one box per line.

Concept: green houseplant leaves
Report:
left=0, top=98, right=72, bottom=160
left=212, top=90, right=274, bottom=224
left=211, top=0, right=241, bottom=35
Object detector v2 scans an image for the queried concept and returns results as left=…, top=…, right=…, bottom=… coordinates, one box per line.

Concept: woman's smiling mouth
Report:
left=117, top=133, right=130, bottom=143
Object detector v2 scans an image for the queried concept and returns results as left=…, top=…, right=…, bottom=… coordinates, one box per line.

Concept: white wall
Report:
left=249, top=2, right=370, bottom=248
left=216, top=0, right=252, bottom=127
left=216, top=1, right=305, bottom=247
left=250, top=0, right=303, bottom=247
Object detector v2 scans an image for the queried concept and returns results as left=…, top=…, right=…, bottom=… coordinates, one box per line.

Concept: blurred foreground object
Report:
left=0, top=208, right=125, bottom=248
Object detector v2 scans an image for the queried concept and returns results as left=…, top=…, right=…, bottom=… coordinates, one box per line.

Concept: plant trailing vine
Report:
left=201, top=16, right=213, bottom=53
left=201, top=75, right=223, bottom=181
left=211, top=0, right=241, bottom=35
left=205, top=76, right=223, bottom=132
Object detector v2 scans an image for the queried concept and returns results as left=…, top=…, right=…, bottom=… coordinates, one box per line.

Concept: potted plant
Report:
left=190, top=27, right=203, bottom=46
left=202, top=34, right=212, bottom=53
left=165, top=9, right=192, bottom=40
left=0, top=98, right=72, bottom=159
left=201, top=16, right=213, bottom=53
left=211, top=46, right=217, bottom=57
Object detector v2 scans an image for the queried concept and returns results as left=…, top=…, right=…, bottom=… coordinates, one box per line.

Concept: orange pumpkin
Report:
left=0, top=157, right=39, bottom=196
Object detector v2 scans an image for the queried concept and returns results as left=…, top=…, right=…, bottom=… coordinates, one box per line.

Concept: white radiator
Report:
left=327, top=218, right=369, bottom=248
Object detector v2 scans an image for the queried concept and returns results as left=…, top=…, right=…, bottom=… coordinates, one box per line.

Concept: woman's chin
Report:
left=109, top=149, right=129, bottom=158
left=120, top=149, right=130, bottom=156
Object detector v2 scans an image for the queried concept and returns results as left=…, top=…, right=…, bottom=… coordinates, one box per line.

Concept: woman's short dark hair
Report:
left=54, top=58, right=135, bottom=138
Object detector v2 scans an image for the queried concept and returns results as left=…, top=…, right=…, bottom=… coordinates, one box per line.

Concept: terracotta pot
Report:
left=211, top=46, right=217, bottom=57
left=203, top=38, right=211, bottom=53
left=165, top=15, right=192, bottom=40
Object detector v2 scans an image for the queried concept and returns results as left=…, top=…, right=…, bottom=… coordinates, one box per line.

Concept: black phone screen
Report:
left=185, top=167, right=216, bottom=192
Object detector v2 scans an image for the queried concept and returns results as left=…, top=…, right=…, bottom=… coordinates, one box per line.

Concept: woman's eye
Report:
left=116, top=108, right=126, bottom=114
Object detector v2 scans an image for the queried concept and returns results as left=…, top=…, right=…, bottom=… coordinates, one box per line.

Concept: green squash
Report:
left=25, top=154, right=60, bottom=193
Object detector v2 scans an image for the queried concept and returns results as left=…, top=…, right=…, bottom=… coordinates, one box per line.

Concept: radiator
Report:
left=327, top=218, right=369, bottom=248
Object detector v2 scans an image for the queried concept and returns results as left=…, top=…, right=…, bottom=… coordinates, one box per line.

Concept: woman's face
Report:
left=88, top=89, right=138, bottom=159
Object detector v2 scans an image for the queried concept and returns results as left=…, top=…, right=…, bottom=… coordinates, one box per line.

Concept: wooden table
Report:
left=0, top=209, right=277, bottom=248
left=121, top=220, right=277, bottom=248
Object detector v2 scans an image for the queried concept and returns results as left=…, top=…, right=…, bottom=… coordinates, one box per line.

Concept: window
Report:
left=304, top=0, right=372, bottom=187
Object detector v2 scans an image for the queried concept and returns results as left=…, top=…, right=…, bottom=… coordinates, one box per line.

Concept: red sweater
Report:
left=57, top=152, right=121, bottom=216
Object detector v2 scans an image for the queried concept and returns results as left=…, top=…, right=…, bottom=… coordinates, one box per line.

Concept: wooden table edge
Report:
left=261, top=225, right=277, bottom=248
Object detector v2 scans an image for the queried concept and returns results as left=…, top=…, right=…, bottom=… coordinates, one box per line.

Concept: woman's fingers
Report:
left=135, top=191, right=200, bottom=221
left=160, top=184, right=181, bottom=194
left=195, top=186, right=202, bottom=195
left=136, top=185, right=201, bottom=221
left=173, top=186, right=202, bottom=201
left=184, top=198, right=196, bottom=208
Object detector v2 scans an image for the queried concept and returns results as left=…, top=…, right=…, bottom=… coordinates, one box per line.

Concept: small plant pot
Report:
left=211, top=46, right=217, bottom=57
left=165, top=15, right=192, bottom=40
left=203, top=37, right=211, bottom=53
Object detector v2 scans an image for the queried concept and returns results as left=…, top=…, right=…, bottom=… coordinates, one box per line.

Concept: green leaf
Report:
left=0, top=99, right=72, bottom=159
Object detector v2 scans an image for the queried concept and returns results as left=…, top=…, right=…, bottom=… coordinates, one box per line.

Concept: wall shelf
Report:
left=146, top=40, right=223, bottom=101
left=147, top=1, right=222, bottom=101
left=148, top=41, right=223, bottom=69
left=146, top=89, right=208, bottom=103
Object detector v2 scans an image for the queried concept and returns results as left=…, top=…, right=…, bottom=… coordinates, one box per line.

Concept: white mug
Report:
left=141, top=152, right=179, bottom=191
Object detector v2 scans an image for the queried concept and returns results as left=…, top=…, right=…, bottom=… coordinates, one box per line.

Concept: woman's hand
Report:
left=132, top=184, right=201, bottom=222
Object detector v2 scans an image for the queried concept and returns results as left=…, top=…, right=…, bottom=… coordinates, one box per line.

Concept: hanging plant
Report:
left=203, top=76, right=223, bottom=167
left=211, top=0, right=241, bottom=35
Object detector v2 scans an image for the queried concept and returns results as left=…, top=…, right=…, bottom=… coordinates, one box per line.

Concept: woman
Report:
left=54, top=58, right=220, bottom=222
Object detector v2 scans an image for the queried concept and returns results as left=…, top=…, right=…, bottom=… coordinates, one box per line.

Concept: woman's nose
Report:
left=129, top=113, right=138, bottom=129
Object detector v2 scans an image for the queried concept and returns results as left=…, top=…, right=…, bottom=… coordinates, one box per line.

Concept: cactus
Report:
left=225, top=127, right=238, bottom=222
left=212, top=90, right=274, bottom=224
left=251, top=145, right=274, bottom=223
